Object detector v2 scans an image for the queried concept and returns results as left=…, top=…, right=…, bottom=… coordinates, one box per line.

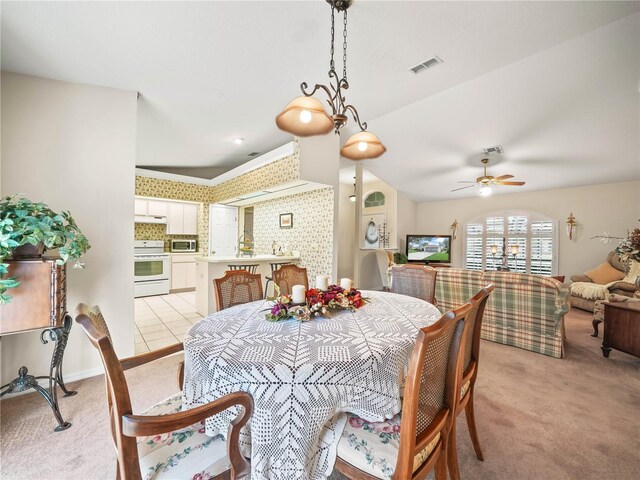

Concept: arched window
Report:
left=464, top=211, right=557, bottom=275
left=364, top=191, right=385, bottom=208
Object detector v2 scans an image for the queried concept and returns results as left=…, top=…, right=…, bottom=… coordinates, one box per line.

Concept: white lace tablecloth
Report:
left=182, top=290, right=441, bottom=480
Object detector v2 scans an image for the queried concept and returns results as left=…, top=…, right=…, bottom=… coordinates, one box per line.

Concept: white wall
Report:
left=298, top=135, right=340, bottom=280
left=396, top=191, right=417, bottom=255
left=415, top=181, right=640, bottom=277
left=0, top=72, right=137, bottom=384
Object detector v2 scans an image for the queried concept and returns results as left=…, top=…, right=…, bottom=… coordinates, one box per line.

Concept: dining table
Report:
left=182, top=290, right=442, bottom=480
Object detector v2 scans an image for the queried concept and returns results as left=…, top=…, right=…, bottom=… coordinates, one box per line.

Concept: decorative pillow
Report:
left=585, top=262, right=625, bottom=285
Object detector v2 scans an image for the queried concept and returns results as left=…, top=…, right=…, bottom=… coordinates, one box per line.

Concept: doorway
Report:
left=209, top=204, right=238, bottom=257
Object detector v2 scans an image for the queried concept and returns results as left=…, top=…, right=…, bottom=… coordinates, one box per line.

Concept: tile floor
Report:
left=134, top=292, right=203, bottom=354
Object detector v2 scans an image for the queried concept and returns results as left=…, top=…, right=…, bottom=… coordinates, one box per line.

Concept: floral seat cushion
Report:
left=137, top=393, right=231, bottom=480
left=336, top=413, right=439, bottom=480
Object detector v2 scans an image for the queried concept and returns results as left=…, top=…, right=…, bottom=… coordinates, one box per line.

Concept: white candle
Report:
left=316, top=275, right=329, bottom=291
left=340, top=278, right=352, bottom=291
left=292, top=285, right=306, bottom=304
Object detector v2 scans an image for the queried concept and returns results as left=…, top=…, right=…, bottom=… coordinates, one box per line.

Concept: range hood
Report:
left=135, top=215, right=167, bottom=225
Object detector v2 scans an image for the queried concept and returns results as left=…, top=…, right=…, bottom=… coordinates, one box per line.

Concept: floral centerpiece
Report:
left=265, top=285, right=367, bottom=322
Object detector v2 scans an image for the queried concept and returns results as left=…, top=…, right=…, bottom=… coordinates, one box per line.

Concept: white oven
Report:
left=134, top=240, right=170, bottom=297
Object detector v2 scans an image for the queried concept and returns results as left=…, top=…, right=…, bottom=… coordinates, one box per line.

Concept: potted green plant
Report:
left=0, top=195, right=91, bottom=303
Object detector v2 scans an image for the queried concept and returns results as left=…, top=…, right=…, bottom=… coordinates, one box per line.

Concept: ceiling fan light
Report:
left=341, top=131, right=386, bottom=160
left=480, top=186, right=492, bottom=196
left=275, top=96, right=334, bottom=137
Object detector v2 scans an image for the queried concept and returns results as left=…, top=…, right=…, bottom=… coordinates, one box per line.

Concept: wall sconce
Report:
left=450, top=219, right=458, bottom=240
left=566, top=213, right=577, bottom=240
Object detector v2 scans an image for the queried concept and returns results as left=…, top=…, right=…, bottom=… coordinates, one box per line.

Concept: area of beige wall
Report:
left=0, top=72, right=137, bottom=384
left=415, top=181, right=640, bottom=277
left=338, top=182, right=356, bottom=279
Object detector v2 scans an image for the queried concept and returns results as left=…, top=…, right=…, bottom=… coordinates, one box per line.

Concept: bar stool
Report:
left=264, top=262, right=293, bottom=298
left=227, top=264, right=259, bottom=274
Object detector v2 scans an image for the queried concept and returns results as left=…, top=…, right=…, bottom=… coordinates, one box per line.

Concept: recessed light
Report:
left=232, top=137, right=244, bottom=145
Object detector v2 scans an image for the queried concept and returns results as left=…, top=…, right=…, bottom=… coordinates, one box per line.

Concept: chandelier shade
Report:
left=340, top=131, right=386, bottom=160
left=275, top=96, right=334, bottom=137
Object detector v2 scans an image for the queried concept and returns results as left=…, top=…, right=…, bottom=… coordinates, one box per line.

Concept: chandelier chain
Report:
left=342, top=9, right=348, bottom=80
left=329, top=3, right=335, bottom=71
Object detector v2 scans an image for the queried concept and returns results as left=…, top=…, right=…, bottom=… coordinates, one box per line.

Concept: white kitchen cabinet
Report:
left=167, top=203, right=184, bottom=235
left=182, top=203, right=199, bottom=235
left=171, top=254, right=196, bottom=291
left=167, top=202, right=198, bottom=235
left=134, top=198, right=148, bottom=216
left=147, top=200, right=168, bottom=217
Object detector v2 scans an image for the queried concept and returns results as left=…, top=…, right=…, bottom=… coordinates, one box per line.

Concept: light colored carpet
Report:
left=1, top=308, right=639, bottom=480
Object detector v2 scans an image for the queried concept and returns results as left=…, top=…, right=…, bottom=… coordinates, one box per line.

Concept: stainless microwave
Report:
left=171, top=239, right=197, bottom=253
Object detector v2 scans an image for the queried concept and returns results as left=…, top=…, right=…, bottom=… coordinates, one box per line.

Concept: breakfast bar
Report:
left=195, top=254, right=301, bottom=315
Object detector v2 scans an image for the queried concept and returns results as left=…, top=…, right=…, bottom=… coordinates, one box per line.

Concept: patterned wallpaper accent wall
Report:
left=252, top=187, right=334, bottom=282
left=134, top=223, right=198, bottom=251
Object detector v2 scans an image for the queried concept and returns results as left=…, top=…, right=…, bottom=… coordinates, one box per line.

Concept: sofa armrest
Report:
left=609, top=282, right=639, bottom=293
left=570, top=274, right=592, bottom=283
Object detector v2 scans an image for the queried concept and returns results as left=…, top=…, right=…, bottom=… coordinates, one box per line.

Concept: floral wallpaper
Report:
left=134, top=223, right=199, bottom=252
left=252, top=187, right=334, bottom=282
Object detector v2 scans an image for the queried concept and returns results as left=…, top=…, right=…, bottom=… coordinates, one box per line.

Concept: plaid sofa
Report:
left=435, top=269, right=570, bottom=358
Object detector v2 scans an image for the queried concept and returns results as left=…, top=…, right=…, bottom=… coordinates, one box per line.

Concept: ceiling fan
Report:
left=451, top=158, right=525, bottom=196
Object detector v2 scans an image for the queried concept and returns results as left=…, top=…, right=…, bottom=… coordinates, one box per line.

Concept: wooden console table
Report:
left=601, top=301, right=640, bottom=359
left=0, top=258, right=77, bottom=431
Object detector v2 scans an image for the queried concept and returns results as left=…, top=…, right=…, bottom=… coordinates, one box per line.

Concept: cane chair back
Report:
left=393, top=302, right=472, bottom=480
left=227, top=264, right=259, bottom=274
left=76, top=303, right=112, bottom=341
left=391, top=265, right=438, bottom=305
left=215, top=270, right=263, bottom=310
left=273, top=264, right=309, bottom=296
left=75, top=305, right=253, bottom=480
left=446, top=285, right=495, bottom=478
left=461, top=285, right=494, bottom=376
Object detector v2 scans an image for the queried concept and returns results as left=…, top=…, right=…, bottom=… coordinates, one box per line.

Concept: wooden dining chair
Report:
left=214, top=270, right=263, bottom=311
left=75, top=304, right=253, bottom=480
left=390, top=264, right=438, bottom=305
left=264, top=262, right=293, bottom=298
left=335, top=302, right=473, bottom=480
left=447, top=284, right=495, bottom=480
left=273, top=264, right=308, bottom=296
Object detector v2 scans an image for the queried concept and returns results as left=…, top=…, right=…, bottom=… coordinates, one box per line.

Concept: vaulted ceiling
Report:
left=2, top=1, right=639, bottom=201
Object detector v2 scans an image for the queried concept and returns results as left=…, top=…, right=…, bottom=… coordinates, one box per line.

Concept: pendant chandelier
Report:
left=275, top=0, right=386, bottom=160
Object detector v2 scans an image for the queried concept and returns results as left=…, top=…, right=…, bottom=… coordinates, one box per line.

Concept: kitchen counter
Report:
left=195, top=255, right=301, bottom=315
left=194, top=254, right=300, bottom=263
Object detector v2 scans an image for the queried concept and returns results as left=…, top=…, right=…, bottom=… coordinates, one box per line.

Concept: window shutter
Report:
left=465, top=223, right=483, bottom=270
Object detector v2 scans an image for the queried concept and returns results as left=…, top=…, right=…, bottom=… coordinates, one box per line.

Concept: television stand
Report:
left=424, top=263, right=451, bottom=268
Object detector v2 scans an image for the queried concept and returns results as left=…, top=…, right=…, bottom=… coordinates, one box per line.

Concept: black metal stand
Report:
left=0, top=315, right=77, bottom=432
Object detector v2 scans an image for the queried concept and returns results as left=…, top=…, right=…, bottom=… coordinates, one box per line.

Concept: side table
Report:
left=601, top=301, right=640, bottom=359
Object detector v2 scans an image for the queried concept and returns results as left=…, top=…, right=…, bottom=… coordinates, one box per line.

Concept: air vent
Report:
left=409, top=56, right=443, bottom=74
left=247, top=152, right=260, bottom=157
left=481, top=145, right=504, bottom=155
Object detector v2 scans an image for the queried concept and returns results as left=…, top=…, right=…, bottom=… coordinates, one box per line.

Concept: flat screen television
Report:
left=406, top=234, right=452, bottom=264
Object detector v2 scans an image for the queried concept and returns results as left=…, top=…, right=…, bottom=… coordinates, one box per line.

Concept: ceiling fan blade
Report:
left=457, top=181, right=476, bottom=183
left=497, top=181, right=525, bottom=186
left=494, top=174, right=514, bottom=181
left=451, top=184, right=477, bottom=192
